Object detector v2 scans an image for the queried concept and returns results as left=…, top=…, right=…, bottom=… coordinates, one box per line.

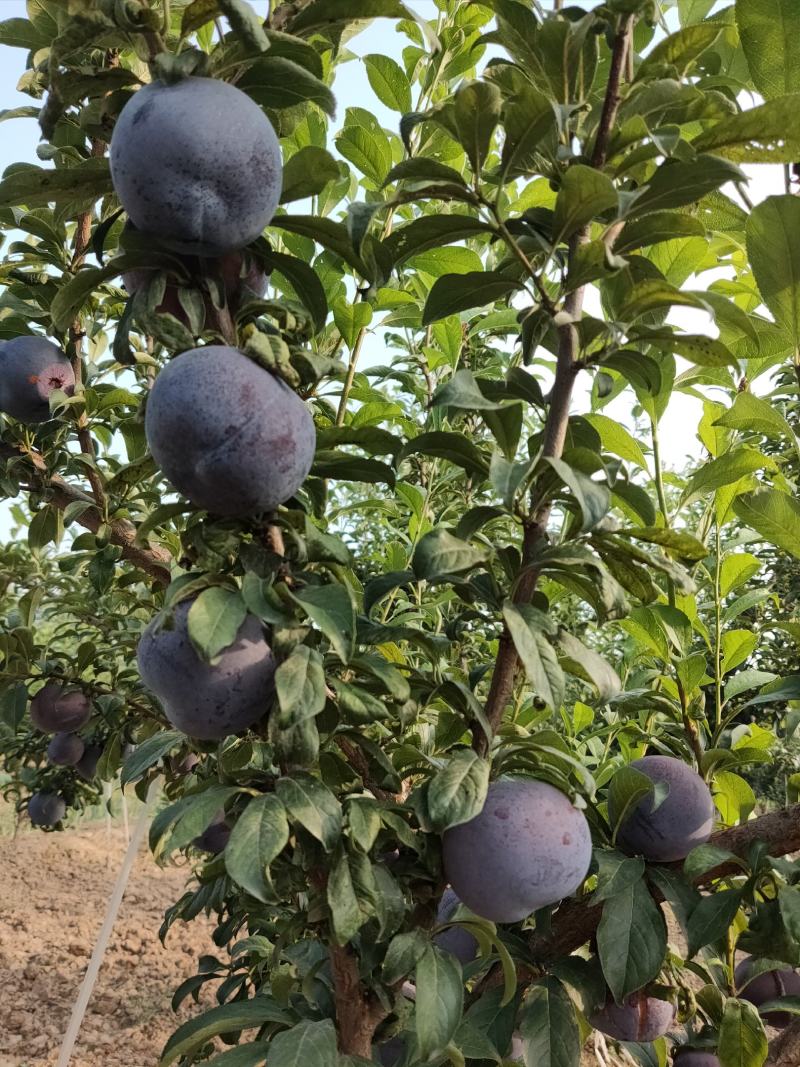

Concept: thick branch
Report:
left=528, top=803, right=800, bottom=965
left=768, top=1018, right=800, bottom=1066
left=1, top=444, right=171, bottom=584
left=478, top=15, right=634, bottom=751
left=329, top=937, right=388, bottom=1056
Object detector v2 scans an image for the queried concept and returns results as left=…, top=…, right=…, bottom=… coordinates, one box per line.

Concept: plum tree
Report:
left=734, top=957, right=800, bottom=1028
left=434, top=888, right=478, bottom=965
left=137, top=597, right=276, bottom=740
left=673, top=1051, right=720, bottom=1067
left=0, top=336, right=74, bottom=423
left=589, top=991, right=676, bottom=1042
left=110, top=77, right=282, bottom=256
left=122, top=250, right=267, bottom=327
left=616, top=755, right=715, bottom=862
left=442, top=778, right=592, bottom=923
left=28, top=792, right=66, bottom=828
left=194, top=814, right=231, bottom=854
left=29, top=683, right=91, bottom=733
left=145, top=346, right=316, bottom=516
left=47, top=732, right=85, bottom=767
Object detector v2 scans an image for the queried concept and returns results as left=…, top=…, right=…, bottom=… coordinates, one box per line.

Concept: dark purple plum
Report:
left=0, top=337, right=74, bottom=423
left=123, top=250, right=267, bottom=327
left=442, top=778, right=592, bottom=923
left=75, top=743, right=103, bottom=781
left=47, top=732, right=85, bottom=767
left=376, top=1036, right=406, bottom=1067
left=145, top=346, right=316, bottom=516
left=28, top=792, right=66, bottom=828
left=30, top=683, right=91, bottom=733
left=110, top=77, right=282, bottom=256
left=194, top=812, right=231, bottom=854
left=735, top=957, right=800, bottom=1028
left=590, top=991, right=675, bottom=1041
left=673, top=1052, right=720, bottom=1067
left=137, top=598, right=276, bottom=740
left=434, top=887, right=478, bottom=965
left=616, top=755, right=715, bottom=862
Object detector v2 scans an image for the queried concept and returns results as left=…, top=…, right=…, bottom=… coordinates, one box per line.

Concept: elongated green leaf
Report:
left=518, top=977, right=581, bottom=1067
left=733, top=489, right=800, bottom=560
left=0, top=158, right=113, bottom=209
left=413, top=528, right=488, bottom=580
left=365, top=53, right=411, bottom=113
left=226, top=794, right=289, bottom=903
left=290, top=0, right=417, bottom=34
left=239, top=56, right=335, bottom=115
left=693, top=95, right=800, bottom=162
left=260, top=248, right=328, bottom=333
left=736, top=0, right=800, bottom=100
left=629, top=155, right=744, bottom=216
left=422, top=272, right=523, bottom=326
left=504, top=602, right=565, bottom=710
left=187, top=587, right=247, bottom=661
left=718, top=997, right=768, bottom=1067
left=637, top=23, right=721, bottom=78
left=427, top=750, right=490, bottom=832
left=746, top=195, right=800, bottom=347
left=400, top=431, right=488, bottom=478
left=120, top=731, right=182, bottom=786
left=416, top=945, right=464, bottom=1057
left=597, top=877, right=667, bottom=1002
left=160, top=999, right=290, bottom=1066
left=553, top=165, right=617, bottom=242
left=275, top=772, right=342, bottom=849
left=290, top=584, right=355, bottom=663
left=682, top=448, right=767, bottom=504
left=384, top=215, right=494, bottom=266
left=687, top=889, right=742, bottom=957
left=556, top=631, right=621, bottom=701
left=268, top=1020, right=338, bottom=1067
left=275, top=645, right=326, bottom=728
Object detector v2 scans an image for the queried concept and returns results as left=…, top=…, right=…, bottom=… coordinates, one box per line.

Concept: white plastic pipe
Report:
left=56, top=781, right=158, bottom=1067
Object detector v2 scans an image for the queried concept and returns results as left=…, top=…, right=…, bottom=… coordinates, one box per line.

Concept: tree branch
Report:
left=477, top=14, right=634, bottom=752
left=329, top=942, right=388, bottom=1057
left=768, top=1018, right=800, bottom=1066
left=1, top=444, right=171, bottom=584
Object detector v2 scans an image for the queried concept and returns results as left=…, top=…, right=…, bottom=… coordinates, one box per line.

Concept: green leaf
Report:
left=268, top=1020, right=338, bottom=1067
left=384, top=215, right=494, bottom=267
left=333, top=299, right=372, bottom=349
left=629, top=155, right=745, bottom=216
left=225, top=794, right=289, bottom=903
left=239, top=56, right=336, bottom=116
left=583, top=413, right=647, bottom=469
left=607, top=766, right=654, bottom=838
left=592, top=851, right=646, bottom=904
left=432, top=369, right=505, bottom=411
left=720, top=552, right=761, bottom=598
left=335, top=108, right=393, bottom=185
left=328, top=844, right=367, bottom=943
left=693, top=95, right=800, bottom=163
left=746, top=195, right=800, bottom=347
left=275, top=773, right=342, bottom=850
left=0, top=158, right=113, bottom=209
left=383, top=929, right=430, bottom=983
left=364, top=54, right=411, bottom=113
left=620, top=284, right=709, bottom=321
left=736, top=0, right=800, bottom=100
left=427, top=750, right=490, bottom=832
left=280, top=146, right=340, bottom=204
left=159, top=998, right=290, bottom=1066
left=617, top=527, right=708, bottom=562
left=638, top=329, right=738, bottom=367
left=714, top=392, right=798, bottom=447
left=422, top=272, right=524, bottom=326
left=204, top=1045, right=271, bottom=1067
left=614, top=211, right=706, bottom=254
left=289, top=0, right=418, bottom=35
left=413, top=528, right=489, bottom=581
left=218, top=0, right=270, bottom=51
left=553, top=165, right=618, bottom=242
left=636, top=23, right=721, bottom=78
left=120, top=731, right=182, bottom=786
left=682, top=449, right=768, bottom=504
left=545, top=457, right=610, bottom=531
left=518, top=977, right=581, bottom=1067
left=400, top=431, right=488, bottom=479
left=275, top=645, right=326, bottom=728
left=271, top=215, right=367, bottom=276
left=260, top=248, right=329, bottom=334
left=290, top=584, right=355, bottom=663
left=556, top=631, right=621, bottom=701
left=501, top=85, right=557, bottom=179
left=383, top=158, right=468, bottom=187
left=504, top=602, right=565, bottom=711
left=718, top=998, right=768, bottom=1067
left=597, top=877, right=667, bottom=1002
left=733, top=489, right=800, bottom=560
left=312, top=453, right=396, bottom=486
left=416, top=945, right=464, bottom=1058
left=687, top=889, right=742, bottom=957
left=187, top=587, right=247, bottom=662
left=453, top=80, right=502, bottom=174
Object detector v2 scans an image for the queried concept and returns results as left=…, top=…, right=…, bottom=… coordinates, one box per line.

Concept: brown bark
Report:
left=768, top=1018, right=800, bottom=1066
left=477, top=15, right=635, bottom=751
left=329, top=943, right=388, bottom=1057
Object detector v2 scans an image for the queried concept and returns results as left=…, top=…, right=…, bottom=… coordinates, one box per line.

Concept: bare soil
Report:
left=0, top=823, right=215, bottom=1067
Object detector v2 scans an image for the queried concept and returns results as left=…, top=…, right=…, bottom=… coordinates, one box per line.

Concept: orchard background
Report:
left=3, top=2, right=800, bottom=1066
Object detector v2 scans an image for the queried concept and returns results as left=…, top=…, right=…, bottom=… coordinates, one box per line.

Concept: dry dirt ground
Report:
left=0, top=823, right=216, bottom=1067
left=0, top=822, right=601, bottom=1067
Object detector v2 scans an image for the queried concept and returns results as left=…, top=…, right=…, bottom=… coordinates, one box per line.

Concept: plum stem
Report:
left=477, top=11, right=635, bottom=755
